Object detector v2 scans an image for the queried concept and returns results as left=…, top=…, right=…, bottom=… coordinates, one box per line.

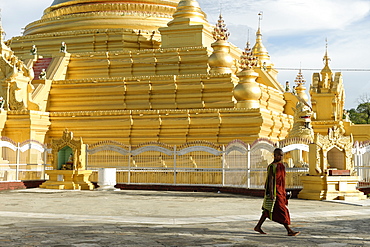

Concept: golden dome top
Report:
left=167, top=0, right=207, bottom=26
left=24, top=0, right=180, bottom=35
left=177, top=0, right=200, bottom=8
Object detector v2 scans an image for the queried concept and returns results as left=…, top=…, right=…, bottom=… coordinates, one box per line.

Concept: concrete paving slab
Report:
left=0, top=188, right=369, bottom=246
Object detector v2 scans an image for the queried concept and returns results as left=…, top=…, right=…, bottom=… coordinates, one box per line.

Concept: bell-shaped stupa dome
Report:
left=24, top=0, right=180, bottom=35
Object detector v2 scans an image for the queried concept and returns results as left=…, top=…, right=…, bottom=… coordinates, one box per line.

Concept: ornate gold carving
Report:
left=239, top=41, right=258, bottom=70
left=313, top=125, right=353, bottom=175
left=51, top=129, right=86, bottom=170
left=42, top=3, right=176, bottom=20
left=212, top=14, right=229, bottom=41
left=0, top=40, right=40, bottom=111
left=49, top=107, right=260, bottom=117
left=8, top=81, right=26, bottom=111
left=286, top=101, right=314, bottom=141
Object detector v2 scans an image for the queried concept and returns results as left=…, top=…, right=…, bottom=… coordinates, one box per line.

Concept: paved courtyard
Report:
left=0, top=188, right=369, bottom=246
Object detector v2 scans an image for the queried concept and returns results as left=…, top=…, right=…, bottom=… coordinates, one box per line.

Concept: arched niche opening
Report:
left=58, top=145, right=73, bottom=170
left=327, top=147, right=345, bottom=170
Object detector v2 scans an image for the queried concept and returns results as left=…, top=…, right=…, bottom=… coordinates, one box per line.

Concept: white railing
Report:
left=86, top=139, right=308, bottom=189
left=1, top=136, right=370, bottom=191
left=0, top=138, right=51, bottom=181
left=353, top=142, right=370, bottom=187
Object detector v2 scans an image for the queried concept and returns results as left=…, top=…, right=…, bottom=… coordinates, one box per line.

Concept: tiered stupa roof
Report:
left=24, top=0, right=180, bottom=35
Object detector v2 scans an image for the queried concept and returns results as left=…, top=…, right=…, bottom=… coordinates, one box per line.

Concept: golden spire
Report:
left=321, top=39, right=332, bottom=77
left=294, top=68, right=306, bottom=87
left=239, top=40, right=258, bottom=70
left=294, top=68, right=309, bottom=103
left=234, top=33, right=262, bottom=109
left=168, top=0, right=207, bottom=26
left=208, top=13, right=233, bottom=74
left=212, top=14, right=230, bottom=41
left=252, top=12, right=271, bottom=67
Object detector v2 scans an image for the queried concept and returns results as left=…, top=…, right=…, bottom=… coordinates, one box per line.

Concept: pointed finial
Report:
left=258, top=11, right=263, bottom=32
left=239, top=40, right=258, bottom=70
left=320, top=38, right=333, bottom=80
left=212, top=13, right=230, bottom=41
left=323, top=38, right=331, bottom=66
left=252, top=11, right=271, bottom=67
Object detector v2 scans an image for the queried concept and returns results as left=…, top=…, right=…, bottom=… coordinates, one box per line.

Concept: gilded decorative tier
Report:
left=24, top=0, right=180, bottom=35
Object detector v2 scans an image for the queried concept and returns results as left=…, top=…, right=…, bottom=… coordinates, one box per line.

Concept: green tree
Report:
left=347, top=94, right=370, bottom=124
left=348, top=108, right=368, bottom=124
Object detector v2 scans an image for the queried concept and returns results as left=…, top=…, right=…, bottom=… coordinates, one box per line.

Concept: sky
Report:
left=1, top=0, right=370, bottom=109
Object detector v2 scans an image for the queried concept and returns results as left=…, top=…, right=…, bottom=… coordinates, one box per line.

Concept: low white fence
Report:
left=86, top=139, right=308, bottom=189
left=0, top=137, right=370, bottom=191
left=0, top=138, right=51, bottom=182
left=353, top=141, right=370, bottom=188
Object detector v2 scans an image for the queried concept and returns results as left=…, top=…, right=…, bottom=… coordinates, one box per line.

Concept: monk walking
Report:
left=254, top=148, right=300, bottom=236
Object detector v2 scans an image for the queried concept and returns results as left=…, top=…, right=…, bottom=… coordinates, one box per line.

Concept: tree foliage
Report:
left=347, top=94, right=370, bottom=124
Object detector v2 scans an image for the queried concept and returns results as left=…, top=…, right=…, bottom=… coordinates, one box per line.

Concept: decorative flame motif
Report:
left=294, top=69, right=306, bottom=86
left=212, top=14, right=230, bottom=41
left=239, top=41, right=258, bottom=70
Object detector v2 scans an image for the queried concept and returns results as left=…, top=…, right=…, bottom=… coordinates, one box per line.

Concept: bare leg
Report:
left=284, top=224, right=300, bottom=236
left=254, top=213, right=268, bottom=234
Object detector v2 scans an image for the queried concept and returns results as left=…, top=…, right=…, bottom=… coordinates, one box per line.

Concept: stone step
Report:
left=33, top=58, right=52, bottom=79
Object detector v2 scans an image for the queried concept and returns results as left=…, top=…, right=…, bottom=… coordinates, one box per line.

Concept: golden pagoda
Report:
left=1, top=0, right=370, bottom=158
left=0, top=0, right=294, bottom=152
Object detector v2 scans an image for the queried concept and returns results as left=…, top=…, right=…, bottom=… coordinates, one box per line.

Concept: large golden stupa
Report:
left=1, top=0, right=369, bottom=151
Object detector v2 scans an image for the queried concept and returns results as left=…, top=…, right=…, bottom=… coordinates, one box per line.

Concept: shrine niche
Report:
left=299, top=126, right=366, bottom=201
left=50, top=129, right=86, bottom=171
left=309, top=126, right=353, bottom=176
left=40, top=129, right=94, bottom=190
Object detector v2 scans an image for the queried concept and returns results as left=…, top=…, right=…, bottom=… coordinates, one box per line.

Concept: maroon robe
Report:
left=263, top=162, right=291, bottom=225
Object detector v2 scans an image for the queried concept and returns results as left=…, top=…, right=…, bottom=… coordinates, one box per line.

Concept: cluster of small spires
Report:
left=294, top=68, right=306, bottom=86
left=211, top=12, right=312, bottom=89
left=212, top=14, right=230, bottom=41
left=239, top=41, right=258, bottom=70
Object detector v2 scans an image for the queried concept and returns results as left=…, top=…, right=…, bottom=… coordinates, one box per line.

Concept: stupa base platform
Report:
left=40, top=170, right=94, bottom=190
left=298, top=175, right=366, bottom=201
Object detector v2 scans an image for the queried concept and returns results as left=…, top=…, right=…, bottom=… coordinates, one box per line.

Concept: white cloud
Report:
left=1, top=0, right=50, bottom=38
left=200, top=0, right=370, bottom=34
